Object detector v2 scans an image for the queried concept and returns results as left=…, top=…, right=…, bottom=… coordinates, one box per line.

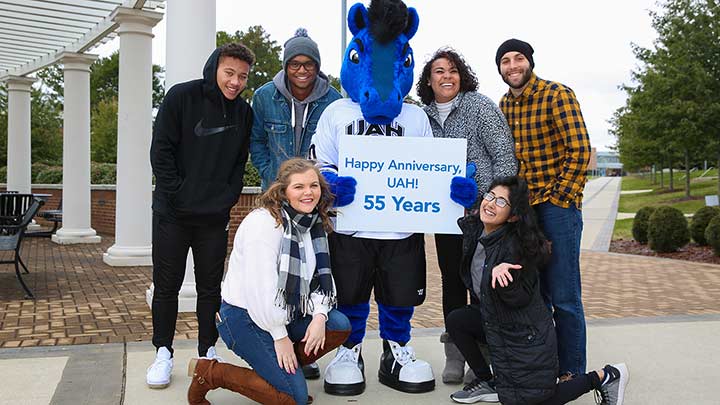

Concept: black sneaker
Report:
left=596, top=363, right=629, bottom=405
left=302, top=362, right=320, bottom=380
left=450, top=378, right=499, bottom=403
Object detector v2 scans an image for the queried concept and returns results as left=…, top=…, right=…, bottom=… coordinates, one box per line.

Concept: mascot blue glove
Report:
left=450, top=163, right=478, bottom=208
left=322, top=171, right=357, bottom=207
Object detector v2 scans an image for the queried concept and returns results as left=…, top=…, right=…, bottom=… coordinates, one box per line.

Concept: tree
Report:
left=30, top=87, right=63, bottom=165
left=91, top=98, right=118, bottom=163
left=35, top=53, right=165, bottom=110
left=612, top=0, right=720, bottom=197
left=217, top=26, right=282, bottom=101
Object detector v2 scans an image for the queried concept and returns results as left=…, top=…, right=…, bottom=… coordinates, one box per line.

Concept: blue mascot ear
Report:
left=404, top=7, right=419, bottom=40
left=348, top=3, right=369, bottom=36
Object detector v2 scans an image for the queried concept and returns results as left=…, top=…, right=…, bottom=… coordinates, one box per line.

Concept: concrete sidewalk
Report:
left=2, top=315, right=719, bottom=404
left=581, top=177, right=622, bottom=252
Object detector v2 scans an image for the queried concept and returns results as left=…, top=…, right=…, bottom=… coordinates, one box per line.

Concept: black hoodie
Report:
left=151, top=48, right=252, bottom=225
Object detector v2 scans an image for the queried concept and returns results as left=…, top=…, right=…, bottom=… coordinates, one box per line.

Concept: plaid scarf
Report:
left=276, top=202, right=335, bottom=320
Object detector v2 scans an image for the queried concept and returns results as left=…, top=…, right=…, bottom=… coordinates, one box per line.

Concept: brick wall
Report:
left=2, top=185, right=260, bottom=249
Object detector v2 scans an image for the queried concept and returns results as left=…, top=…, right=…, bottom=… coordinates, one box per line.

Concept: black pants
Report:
left=435, top=233, right=468, bottom=321
left=446, top=305, right=492, bottom=380
left=151, top=213, right=228, bottom=356
left=447, top=305, right=601, bottom=405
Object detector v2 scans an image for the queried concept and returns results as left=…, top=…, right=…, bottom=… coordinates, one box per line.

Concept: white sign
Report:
left=337, top=136, right=467, bottom=234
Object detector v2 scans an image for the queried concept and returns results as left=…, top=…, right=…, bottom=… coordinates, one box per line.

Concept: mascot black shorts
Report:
left=329, top=232, right=426, bottom=307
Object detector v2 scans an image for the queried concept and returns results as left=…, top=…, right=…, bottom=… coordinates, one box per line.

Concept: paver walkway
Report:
left=2, top=235, right=719, bottom=347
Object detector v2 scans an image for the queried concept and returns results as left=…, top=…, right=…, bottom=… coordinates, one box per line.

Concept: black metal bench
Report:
left=28, top=198, right=62, bottom=238
left=0, top=193, right=44, bottom=299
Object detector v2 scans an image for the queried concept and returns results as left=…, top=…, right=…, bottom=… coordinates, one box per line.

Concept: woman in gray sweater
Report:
left=417, top=47, right=517, bottom=385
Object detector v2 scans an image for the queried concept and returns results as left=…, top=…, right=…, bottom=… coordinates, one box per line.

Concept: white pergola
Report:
left=2, top=0, right=218, bottom=310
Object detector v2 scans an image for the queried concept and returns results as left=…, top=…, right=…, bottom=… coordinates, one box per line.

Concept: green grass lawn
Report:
left=618, top=179, right=716, bottom=214
left=614, top=170, right=719, bottom=241
left=612, top=218, right=633, bottom=240
left=621, top=168, right=718, bottom=191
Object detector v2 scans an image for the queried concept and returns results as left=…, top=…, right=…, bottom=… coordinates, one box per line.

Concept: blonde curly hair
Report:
left=255, top=158, right=334, bottom=232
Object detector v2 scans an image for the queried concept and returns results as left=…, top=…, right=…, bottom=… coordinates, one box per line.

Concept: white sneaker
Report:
left=202, top=346, right=224, bottom=362
left=324, top=343, right=365, bottom=395
left=146, top=347, right=173, bottom=389
left=378, top=340, right=435, bottom=393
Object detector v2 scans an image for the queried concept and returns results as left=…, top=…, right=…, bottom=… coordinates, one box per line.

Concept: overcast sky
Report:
left=97, top=0, right=660, bottom=151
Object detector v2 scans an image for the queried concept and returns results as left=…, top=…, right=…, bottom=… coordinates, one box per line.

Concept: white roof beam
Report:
left=0, top=16, right=89, bottom=35
left=0, top=26, right=84, bottom=41
left=0, top=32, right=69, bottom=47
left=2, top=0, right=110, bottom=18
left=0, top=39, right=58, bottom=52
left=0, top=10, right=97, bottom=29
left=0, top=3, right=103, bottom=23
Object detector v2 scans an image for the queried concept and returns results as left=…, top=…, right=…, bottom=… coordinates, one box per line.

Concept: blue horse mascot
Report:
left=308, top=0, right=478, bottom=396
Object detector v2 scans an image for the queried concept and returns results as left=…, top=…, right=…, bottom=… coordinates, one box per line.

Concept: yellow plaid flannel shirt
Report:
left=499, top=73, right=591, bottom=209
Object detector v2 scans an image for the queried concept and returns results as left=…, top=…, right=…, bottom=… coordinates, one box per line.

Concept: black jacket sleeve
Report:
left=150, top=88, right=183, bottom=194
left=493, top=251, right=538, bottom=308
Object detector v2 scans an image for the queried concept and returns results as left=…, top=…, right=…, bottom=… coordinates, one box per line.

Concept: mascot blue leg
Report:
left=377, top=303, right=413, bottom=344
left=338, top=303, right=370, bottom=347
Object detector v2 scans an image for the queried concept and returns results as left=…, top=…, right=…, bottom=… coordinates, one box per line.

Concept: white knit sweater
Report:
left=221, top=208, right=332, bottom=340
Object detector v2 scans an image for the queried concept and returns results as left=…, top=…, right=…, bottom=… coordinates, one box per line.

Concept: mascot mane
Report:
left=341, top=0, right=419, bottom=125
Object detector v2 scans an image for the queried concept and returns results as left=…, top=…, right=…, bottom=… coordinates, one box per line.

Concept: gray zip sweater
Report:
left=424, top=91, right=518, bottom=198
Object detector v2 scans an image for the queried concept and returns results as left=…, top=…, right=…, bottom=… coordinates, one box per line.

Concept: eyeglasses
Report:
left=482, top=192, right=510, bottom=208
left=287, top=60, right=317, bottom=72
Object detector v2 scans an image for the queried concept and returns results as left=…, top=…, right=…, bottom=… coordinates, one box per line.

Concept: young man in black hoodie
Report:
left=147, top=42, right=255, bottom=389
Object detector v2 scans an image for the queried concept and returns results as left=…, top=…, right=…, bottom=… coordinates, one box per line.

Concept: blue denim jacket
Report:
left=250, top=81, right=341, bottom=189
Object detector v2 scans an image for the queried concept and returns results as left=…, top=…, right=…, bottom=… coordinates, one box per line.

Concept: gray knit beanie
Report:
left=283, top=28, right=321, bottom=70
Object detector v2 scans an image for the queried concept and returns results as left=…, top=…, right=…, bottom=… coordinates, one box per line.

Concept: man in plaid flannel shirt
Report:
left=496, top=38, right=591, bottom=379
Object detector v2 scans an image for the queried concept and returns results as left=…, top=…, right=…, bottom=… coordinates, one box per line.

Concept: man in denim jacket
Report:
left=250, top=28, right=342, bottom=190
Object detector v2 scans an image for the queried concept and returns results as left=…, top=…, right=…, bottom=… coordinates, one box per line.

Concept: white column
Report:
left=103, top=7, right=163, bottom=266
left=3, top=76, right=35, bottom=194
left=145, top=0, right=217, bottom=311
left=52, top=52, right=101, bottom=245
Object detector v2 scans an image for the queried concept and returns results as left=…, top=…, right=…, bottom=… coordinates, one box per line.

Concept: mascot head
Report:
left=341, top=0, right=419, bottom=125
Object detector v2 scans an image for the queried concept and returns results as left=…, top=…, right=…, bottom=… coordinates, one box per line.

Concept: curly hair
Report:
left=416, top=47, right=478, bottom=105
left=218, top=42, right=256, bottom=66
left=486, top=176, right=550, bottom=268
left=255, top=158, right=334, bottom=232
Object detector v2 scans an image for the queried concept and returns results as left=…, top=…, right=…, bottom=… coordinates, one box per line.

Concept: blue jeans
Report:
left=216, top=301, right=351, bottom=404
left=534, top=202, right=586, bottom=375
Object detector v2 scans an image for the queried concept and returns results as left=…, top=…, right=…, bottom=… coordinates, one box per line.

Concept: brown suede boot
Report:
left=294, top=329, right=351, bottom=366
left=187, top=358, right=296, bottom=405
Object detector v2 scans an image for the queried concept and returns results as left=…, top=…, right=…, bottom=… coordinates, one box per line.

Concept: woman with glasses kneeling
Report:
left=187, top=158, right=351, bottom=405
left=447, top=176, right=628, bottom=405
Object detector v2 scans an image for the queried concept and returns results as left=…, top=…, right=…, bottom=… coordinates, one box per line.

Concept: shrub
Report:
left=243, top=161, right=260, bottom=188
left=690, top=206, right=720, bottom=245
left=0, top=166, right=6, bottom=183
left=647, top=206, right=690, bottom=252
left=91, top=162, right=117, bottom=184
left=34, top=165, right=63, bottom=184
left=632, top=206, right=656, bottom=244
left=706, top=215, right=720, bottom=256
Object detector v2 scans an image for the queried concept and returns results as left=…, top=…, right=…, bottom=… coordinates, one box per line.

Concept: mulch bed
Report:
left=610, top=239, right=720, bottom=265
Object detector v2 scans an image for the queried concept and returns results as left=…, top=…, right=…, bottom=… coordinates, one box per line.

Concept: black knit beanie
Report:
left=495, top=38, right=535, bottom=73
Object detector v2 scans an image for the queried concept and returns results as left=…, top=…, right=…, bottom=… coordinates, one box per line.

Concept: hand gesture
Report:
left=274, top=336, right=298, bottom=374
left=491, top=262, right=522, bottom=289
left=301, top=314, right=327, bottom=356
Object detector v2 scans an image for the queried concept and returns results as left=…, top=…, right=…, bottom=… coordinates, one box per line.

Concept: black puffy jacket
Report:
left=458, top=214, right=558, bottom=405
